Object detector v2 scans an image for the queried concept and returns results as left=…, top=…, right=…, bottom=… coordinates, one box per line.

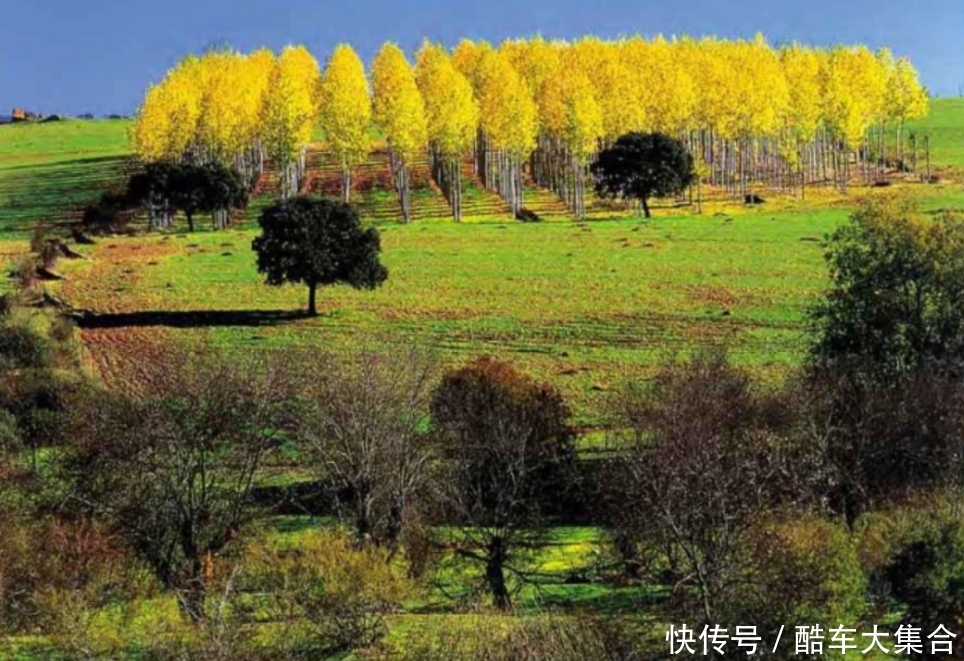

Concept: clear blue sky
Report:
left=1, top=0, right=961, bottom=116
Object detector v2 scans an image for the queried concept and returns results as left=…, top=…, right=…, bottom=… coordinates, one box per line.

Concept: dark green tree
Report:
left=252, top=197, right=388, bottom=316
left=590, top=132, right=695, bottom=218
left=128, top=162, right=248, bottom=232
left=811, top=199, right=964, bottom=381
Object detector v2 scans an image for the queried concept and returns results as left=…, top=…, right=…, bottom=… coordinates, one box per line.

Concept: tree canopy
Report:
left=252, top=197, right=388, bottom=316
left=811, top=200, right=964, bottom=381
left=591, top=132, right=695, bottom=218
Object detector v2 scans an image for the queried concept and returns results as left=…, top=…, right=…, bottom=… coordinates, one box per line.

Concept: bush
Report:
left=887, top=519, right=964, bottom=646
left=371, top=614, right=639, bottom=661
left=725, top=518, right=867, bottom=642
left=81, top=191, right=134, bottom=235
left=246, top=530, right=413, bottom=654
left=811, top=199, right=964, bottom=381
left=0, top=518, right=135, bottom=639
left=0, top=409, right=21, bottom=457
left=0, top=322, right=51, bottom=371
left=0, top=369, right=83, bottom=450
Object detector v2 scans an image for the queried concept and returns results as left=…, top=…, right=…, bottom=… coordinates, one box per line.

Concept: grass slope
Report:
left=59, top=185, right=964, bottom=426
left=0, top=119, right=131, bottom=235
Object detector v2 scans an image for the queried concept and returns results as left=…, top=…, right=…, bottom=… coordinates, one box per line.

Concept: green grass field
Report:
left=900, top=97, right=964, bottom=174
left=0, top=119, right=131, bottom=236
left=0, top=100, right=959, bottom=424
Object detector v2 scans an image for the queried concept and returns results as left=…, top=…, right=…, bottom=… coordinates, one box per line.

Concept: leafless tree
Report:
left=299, top=347, right=437, bottom=550
left=605, top=349, right=821, bottom=623
left=64, top=353, right=296, bottom=623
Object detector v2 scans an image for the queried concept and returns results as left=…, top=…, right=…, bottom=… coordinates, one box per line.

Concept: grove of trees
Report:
left=132, top=35, right=928, bottom=222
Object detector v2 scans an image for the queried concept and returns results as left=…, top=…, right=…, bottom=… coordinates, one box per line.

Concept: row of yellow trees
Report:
left=132, top=35, right=928, bottom=221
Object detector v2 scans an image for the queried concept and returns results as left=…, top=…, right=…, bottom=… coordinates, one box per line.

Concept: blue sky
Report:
left=1, top=0, right=961, bottom=115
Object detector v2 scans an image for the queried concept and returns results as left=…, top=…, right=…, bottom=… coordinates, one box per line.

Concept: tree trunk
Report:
left=641, top=197, right=651, bottom=219
left=186, top=212, right=195, bottom=233
left=486, top=536, right=511, bottom=610
left=307, top=281, right=318, bottom=316
left=342, top=163, right=352, bottom=204
left=180, top=560, right=207, bottom=624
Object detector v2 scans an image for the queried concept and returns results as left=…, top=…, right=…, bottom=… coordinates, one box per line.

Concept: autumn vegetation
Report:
left=131, top=35, right=928, bottom=223
left=2, top=19, right=961, bottom=661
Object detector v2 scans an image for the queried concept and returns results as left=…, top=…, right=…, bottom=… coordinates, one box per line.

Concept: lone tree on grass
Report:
left=591, top=132, right=695, bottom=218
left=252, top=197, right=388, bottom=316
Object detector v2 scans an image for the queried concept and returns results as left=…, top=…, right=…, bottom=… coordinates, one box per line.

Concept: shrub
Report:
left=370, top=614, right=639, bottom=661
left=887, top=519, right=964, bottom=649
left=811, top=199, right=964, bottom=381
left=0, top=518, right=135, bottom=639
left=247, top=530, right=413, bottom=653
left=0, top=321, right=51, bottom=371
left=81, top=191, right=134, bottom=235
left=0, top=409, right=21, bottom=457
left=0, top=369, right=83, bottom=451
left=725, top=518, right=867, bottom=642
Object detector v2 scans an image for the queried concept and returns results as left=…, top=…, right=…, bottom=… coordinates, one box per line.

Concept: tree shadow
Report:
left=74, top=309, right=310, bottom=329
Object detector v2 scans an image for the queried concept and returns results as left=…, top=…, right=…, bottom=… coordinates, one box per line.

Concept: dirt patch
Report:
left=688, top=284, right=752, bottom=308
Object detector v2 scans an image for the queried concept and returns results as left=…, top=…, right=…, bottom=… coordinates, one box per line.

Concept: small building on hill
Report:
left=11, top=108, right=41, bottom=123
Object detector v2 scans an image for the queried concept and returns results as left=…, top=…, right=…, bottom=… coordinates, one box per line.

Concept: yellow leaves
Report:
left=821, top=45, right=887, bottom=146
left=132, top=36, right=927, bottom=171
left=132, top=55, right=204, bottom=161
left=474, top=49, right=538, bottom=158
left=197, top=51, right=255, bottom=162
left=262, top=45, right=320, bottom=164
left=781, top=44, right=823, bottom=141
left=572, top=37, right=641, bottom=138
left=319, top=44, right=372, bottom=167
left=537, top=48, right=601, bottom=159
left=415, top=42, right=478, bottom=159
left=886, top=56, right=929, bottom=124
left=371, top=43, right=428, bottom=163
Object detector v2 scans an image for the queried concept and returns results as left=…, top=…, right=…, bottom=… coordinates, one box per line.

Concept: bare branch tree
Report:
left=431, top=357, right=577, bottom=610
left=64, top=353, right=296, bottom=623
left=299, top=347, right=437, bottom=550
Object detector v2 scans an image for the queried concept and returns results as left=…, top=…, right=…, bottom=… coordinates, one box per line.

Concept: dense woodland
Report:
left=131, top=36, right=929, bottom=221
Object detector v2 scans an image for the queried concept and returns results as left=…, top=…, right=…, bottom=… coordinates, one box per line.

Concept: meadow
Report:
left=2, top=102, right=963, bottom=425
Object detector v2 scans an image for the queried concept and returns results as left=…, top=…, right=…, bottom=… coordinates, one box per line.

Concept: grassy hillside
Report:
left=58, top=184, right=964, bottom=426
left=903, top=97, right=964, bottom=174
left=2, top=100, right=962, bottom=422
left=0, top=119, right=131, bottom=236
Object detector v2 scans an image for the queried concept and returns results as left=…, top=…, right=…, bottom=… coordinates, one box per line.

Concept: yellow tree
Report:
left=473, top=48, right=538, bottom=214
left=781, top=44, right=824, bottom=194
left=132, top=55, right=204, bottom=162
left=550, top=56, right=602, bottom=218
left=196, top=51, right=249, bottom=165
left=886, top=55, right=929, bottom=162
left=415, top=42, right=479, bottom=221
left=371, top=42, right=428, bottom=222
left=572, top=37, right=639, bottom=140
left=262, top=45, right=320, bottom=199
left=821, top=45, right=887, bottom=189
left=319, top=44, right=372, bottom=203
left=236, top=49, right=275, bottom=185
